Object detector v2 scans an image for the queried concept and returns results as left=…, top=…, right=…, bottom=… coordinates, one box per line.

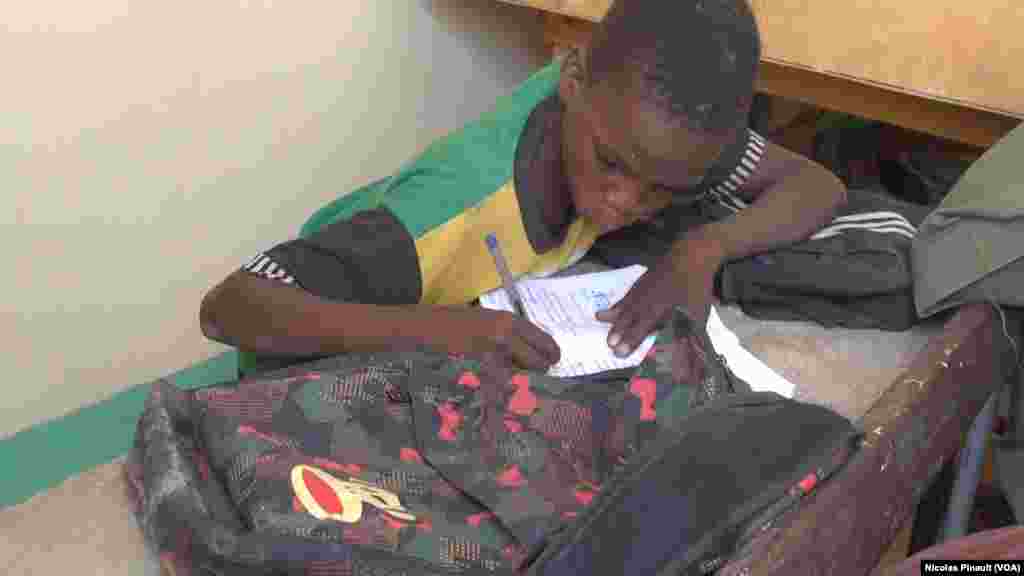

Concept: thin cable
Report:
left=989, top=300, right=1020, bottom=367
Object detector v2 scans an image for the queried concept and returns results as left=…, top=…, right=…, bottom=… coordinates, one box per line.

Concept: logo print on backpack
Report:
left=291, top=464, right=417, bottom=524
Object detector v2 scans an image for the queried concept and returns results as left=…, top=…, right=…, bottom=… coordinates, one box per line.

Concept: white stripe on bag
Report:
left=830, top=211, right=917, bottom=230
left=812, top=220, right=916, bottom=238
left=810, top=211, right=918, bottom=239
left=812, top=224, right=915, bottom=241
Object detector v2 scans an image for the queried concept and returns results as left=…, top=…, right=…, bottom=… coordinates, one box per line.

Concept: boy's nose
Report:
left=605, top=179, right=644, bottom=213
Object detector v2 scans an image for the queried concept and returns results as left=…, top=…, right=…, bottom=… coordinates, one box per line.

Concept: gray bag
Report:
left=913, top=124, right=1024, bottom=318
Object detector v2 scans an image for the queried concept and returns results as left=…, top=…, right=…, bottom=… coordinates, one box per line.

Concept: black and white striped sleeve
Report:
left=704, top=130, right=767, bottom=214
left=242, top=252, right=297, bottom=285
left=235, top=208, right=423, bottom=306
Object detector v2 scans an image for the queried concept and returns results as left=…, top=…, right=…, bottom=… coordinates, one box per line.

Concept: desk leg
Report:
left=1007, top=353, right=1023, bottom=448
left=941, top=394, right=997, bottom=541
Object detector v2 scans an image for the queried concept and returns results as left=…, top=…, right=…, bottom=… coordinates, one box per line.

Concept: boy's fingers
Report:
left=496, top=320, right=560, bottom=371
left=505, top=337, right=554, bottom=372
left=515, top=320, right=562, bottom=365
left=606, top=296, right=642, bottom=347
left=595, top=306, right=620, bottom=323
left=610, top=305, right=662, bottom=358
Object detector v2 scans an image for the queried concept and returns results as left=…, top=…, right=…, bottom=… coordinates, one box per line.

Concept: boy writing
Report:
left=200, top=0, right=845, bottom=373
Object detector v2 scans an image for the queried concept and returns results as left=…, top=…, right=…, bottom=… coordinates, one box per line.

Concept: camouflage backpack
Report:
left=127, top=307, right=858, bottom=575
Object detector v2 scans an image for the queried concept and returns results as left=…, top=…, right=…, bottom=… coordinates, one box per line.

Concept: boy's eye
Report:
left=596, top=148, right=621, bottom=172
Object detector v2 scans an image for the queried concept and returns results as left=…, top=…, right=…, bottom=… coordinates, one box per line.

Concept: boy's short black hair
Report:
left=588, top=0, right=761, bottom=133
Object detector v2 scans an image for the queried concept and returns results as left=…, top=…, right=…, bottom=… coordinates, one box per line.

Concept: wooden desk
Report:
left=499, top=0, right=1022, bottom=149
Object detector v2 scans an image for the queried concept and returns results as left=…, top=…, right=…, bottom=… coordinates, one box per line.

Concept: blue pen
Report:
left=485, top=233, right=528, bottom=318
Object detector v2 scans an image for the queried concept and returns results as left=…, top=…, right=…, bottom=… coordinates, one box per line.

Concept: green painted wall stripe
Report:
left=0, top=351, right=238, bottom=509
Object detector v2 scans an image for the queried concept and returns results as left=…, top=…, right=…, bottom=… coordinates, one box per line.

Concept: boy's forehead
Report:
left=587, top=76, right=732, bottom=186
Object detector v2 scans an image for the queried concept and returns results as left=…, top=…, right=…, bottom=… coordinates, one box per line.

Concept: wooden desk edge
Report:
left=757, top=61, right=1021, bottom=149
left=719, top=304, right=1012, bottom=575
left=500, top=0, right=603, bottom=22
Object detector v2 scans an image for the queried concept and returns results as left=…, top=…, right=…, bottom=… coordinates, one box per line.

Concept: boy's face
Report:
left=559, top=61, right=735, bottom=233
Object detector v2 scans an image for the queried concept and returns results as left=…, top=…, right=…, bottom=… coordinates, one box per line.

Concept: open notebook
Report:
left=479, top=265, right=795, bottom=397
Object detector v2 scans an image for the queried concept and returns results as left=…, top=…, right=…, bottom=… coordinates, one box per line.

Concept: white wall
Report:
left=1, top=0, right=546, bottom=437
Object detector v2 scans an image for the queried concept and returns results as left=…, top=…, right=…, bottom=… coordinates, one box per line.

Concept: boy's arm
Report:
left=201, top=273, right=420, bottom=357
left=201, top=208, right=420, bottom=356
left=688, top=139, right=846, bottom=261
left=200, top=209, right=560, bottom=369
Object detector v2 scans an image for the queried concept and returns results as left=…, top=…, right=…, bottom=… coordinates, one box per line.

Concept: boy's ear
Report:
left=558, top=47, right=587, bottom=103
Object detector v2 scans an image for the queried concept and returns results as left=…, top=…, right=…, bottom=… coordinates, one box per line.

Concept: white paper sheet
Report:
left=705, top=307, right=795, bottom=398
left=479, top=265, right=797, bottom=397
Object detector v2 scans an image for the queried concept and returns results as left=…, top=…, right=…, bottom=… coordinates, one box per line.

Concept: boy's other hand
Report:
left=596, top=235, right=725, bottom=357
left=418, top=307, right=561, bottom=372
